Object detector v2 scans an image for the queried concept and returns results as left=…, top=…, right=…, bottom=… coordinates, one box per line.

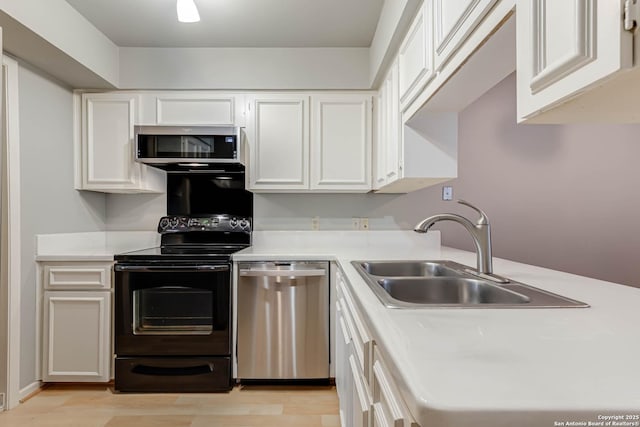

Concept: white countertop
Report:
left=35, top=231, right=159, bottom=261
left=234, top=231, right=640, bottom=426
left=36, top=229, right=640, bottom=425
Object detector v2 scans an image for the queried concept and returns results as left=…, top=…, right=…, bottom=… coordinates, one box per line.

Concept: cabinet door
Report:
left=310, top=94, right=371, bottom=192
left=374, top=80, right=388, bottom=190
left=337, top=270, right=373, bottom=386
left=371, top=346, right=417, bottom=427
left=384, top=61, right=401, bottom=185
left=349, top=354, right=372, bottom=427
left=155, top=93, right=240, bottom=126
left=376, top=60, right=401, bottom=190
left=42, top=291, right=111, bottom=382
left=336, top=304, right=353, bottom=427
left=398, top=1, right=434, bottom=109
left=81, top=93, right=164, bottom=193
left=517, top=0, right=633, bottom=121
left=433, top=0, right=498, bottom=70
left=246, top=94, right=309, bottom=191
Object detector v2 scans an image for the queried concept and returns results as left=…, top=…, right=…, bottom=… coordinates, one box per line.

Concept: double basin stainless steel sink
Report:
left=351, top=260, right=588, bottom=309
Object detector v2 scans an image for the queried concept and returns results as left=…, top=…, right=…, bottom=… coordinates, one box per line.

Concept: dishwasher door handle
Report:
left=239, top=269, right=326, bottom=278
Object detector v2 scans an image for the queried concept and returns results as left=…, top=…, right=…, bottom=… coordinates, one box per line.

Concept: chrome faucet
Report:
left=414, top=200, right=494, bottom=275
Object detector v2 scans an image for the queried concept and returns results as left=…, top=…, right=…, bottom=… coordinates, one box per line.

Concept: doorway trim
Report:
left=2, top=53, right=22, bottom=410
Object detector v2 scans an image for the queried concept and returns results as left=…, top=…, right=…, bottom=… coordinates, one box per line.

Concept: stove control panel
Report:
left=158, top=215, right=252, bottom=233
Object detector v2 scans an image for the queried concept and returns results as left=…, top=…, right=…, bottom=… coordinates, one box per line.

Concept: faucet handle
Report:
left=457, top=200, right=489, bottom=225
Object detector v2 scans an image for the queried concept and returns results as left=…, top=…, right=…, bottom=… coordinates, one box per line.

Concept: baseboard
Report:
left=18, top=381, right=42, bottom=403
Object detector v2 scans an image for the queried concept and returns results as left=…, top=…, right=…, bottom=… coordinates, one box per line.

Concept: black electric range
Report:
left=113, top=214, right=251, bottom=393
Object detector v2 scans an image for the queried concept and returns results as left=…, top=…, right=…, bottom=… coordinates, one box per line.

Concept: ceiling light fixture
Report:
left=177, top=0, right=200, bottom=23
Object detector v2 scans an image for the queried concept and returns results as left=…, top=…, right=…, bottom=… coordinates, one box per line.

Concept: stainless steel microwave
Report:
left=135, top=125, right=241, bottom=166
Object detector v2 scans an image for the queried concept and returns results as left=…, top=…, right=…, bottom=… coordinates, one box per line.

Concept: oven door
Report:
left=114, top=263, right=231, bottom=356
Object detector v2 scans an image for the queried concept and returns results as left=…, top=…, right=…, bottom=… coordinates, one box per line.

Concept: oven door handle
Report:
left=114, top=265, right=229, bottom=272
left=239, top=269, right=326, bottom=277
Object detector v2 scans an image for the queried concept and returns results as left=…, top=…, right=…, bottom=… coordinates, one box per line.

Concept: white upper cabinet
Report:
left=375, top=59, right=401, bottom=191
left=374, top=80, right=388, bottom=189
left=311, top=95, right=372, bottom=192
left=79, top=92, right=164, bottom=193
left=517, top=0, right=635, bottom=122
left=152, top=93, right=244, bottom=126
left=433, top=0, right=499, bottom=70
left=246, top=94, right=310, bottom=191
left=246, top=93, right=372, bottom=193
left=398, top=0, right=433, bottom=110
left=384, top=63, right=401, bottom=186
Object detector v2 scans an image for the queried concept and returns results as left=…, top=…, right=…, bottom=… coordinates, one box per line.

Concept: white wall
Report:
left=118, top=47, right=370, bottom=90
left=0, top=0, right=119, bottom=87
left=105, top=193, right=165, bottom=231
left=104, top=191, right=405, bottom=231
left=369, top=0, right=421, bottom=86
left=18, top=63, right=106, bottom=389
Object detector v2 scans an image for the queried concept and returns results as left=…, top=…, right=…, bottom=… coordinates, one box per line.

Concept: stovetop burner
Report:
left=115, top=214, right=252, bottom=263
left=114, top=245, right=248, bottom=262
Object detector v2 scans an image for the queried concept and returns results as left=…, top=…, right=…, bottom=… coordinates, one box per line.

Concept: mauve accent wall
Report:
left=410, top=72, right=640, bottom=288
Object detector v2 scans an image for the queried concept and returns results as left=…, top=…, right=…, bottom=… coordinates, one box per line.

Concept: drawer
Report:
left=115, top=357, right=232, bottom=392
left=43, top=262, right=112, bottom=290
left=336, top=268, right=373, bottom=385
left=372, top=345, right=417, bottom=427
left=349, top=353, right=372, bottom=427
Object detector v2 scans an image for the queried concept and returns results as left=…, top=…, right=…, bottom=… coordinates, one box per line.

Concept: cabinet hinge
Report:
left=624, top=0, right=639, bottom=31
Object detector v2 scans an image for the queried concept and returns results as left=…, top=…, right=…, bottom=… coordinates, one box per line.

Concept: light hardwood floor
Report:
left=0, top=384, right=340, bottom=427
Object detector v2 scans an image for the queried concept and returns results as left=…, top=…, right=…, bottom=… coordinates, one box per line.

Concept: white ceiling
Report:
left=65, top=0, right=385, bottom=48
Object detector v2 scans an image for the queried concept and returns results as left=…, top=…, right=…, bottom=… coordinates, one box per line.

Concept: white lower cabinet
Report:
left=41, top=261, right=113, bottom=382
left=336, top=269, right=373, bottom=427
left=371, top=346, right=418, bottom=427
left=337, top=299, right=373, bottom=427
left=336, top=268, right=417, bottom=427
left=349, top=353, right=372, bottom=427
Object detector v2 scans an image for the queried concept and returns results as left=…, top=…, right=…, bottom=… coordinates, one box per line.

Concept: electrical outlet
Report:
left=360, top=218, right=369, bottom=230
left=352, top=217, right=360, bottom=230
left=442, top=186, right=453, bottom=201
left=311, top=216, right=320, bottom=230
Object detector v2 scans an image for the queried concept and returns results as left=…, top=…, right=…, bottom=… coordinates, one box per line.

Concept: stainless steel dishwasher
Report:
left=237, top=261, right=329, bottom=380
